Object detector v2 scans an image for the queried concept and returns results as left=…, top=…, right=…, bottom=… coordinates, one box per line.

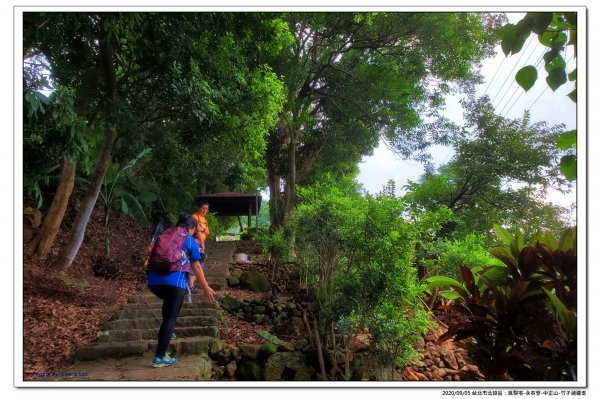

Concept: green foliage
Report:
left=498, top=12, right=577, bottom=181
left=429, top=226, right=577, bottom=381
left=422, top=233, right=504, bottom=280
left=403, top=97, right=571, bottom=236
left=97, top=149, right=153, bottom=256
left=290, top=175, right=431, bottom=376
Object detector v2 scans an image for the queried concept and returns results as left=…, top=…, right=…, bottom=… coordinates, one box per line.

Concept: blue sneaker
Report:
left=152, top=353, right=178, bottom=368
left=171, top=332, right=176, bottom=340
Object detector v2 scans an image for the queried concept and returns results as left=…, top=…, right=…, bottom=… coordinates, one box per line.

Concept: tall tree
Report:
left=265, top=12, right=501, bottom=228
left=24, top=12, right=290, bottom=271
left=403, top=97, right=571, bottom=236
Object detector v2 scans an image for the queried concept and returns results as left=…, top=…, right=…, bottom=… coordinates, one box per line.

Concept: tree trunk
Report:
left=52, top=18, right=118, bottom=273
left=283, top=129, right=297, bottom=223
left=27, top=155, right=76, bottom=258
left=52, top=128, right=116, bottom=272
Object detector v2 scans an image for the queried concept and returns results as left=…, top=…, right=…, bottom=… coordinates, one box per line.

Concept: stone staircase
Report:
left=202, top=241, right=238, bottom=290
left=43, top=241, right=239, bottom=381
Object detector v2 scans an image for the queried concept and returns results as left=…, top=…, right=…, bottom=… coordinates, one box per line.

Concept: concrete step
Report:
left=122, top=300, right=218, bottom=311
left=96, top=325, right=219, bottom=343
left=104, top=315, right=217, bottom=331
left=46, top=354, right=212, bottom=381
left=111, top=307, right=217, bottom=320
left=128, top=293, right=217, bottom=305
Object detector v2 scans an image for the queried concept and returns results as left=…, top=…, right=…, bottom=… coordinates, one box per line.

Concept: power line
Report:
left=482, top=54, right=507, bottom=96
left=527, top=54, right=575, bottom=112
left=490, top=36, right=536, bottom=107
left=500, top=48, right=546, bottom=117
left=491, top=39, right=539, bottom=110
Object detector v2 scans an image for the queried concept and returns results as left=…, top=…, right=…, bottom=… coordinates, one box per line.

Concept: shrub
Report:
left=427, top=225, right=577, bottom=381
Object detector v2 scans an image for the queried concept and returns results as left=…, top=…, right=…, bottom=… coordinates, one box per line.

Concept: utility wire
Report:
left=527, top=53, right=575, bottom=112
left=491, top=37, right=537, bottom=109
left=482, top=54, right=507, bottom=97
left=500, top=48, right=546, bottom=117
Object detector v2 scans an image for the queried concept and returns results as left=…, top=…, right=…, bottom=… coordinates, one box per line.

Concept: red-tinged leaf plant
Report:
left=426, top=225, right=577, bottom=381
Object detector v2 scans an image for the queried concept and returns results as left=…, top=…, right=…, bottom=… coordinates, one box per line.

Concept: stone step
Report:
left=104, top=315, right=217, bottom=331
left=111, top=307, right=217, bottom=320
left=46, top=354, right=212, bottom=381
left=96, top=325, right=218, bottom=343
left=128, top=293, right=217, bottom=305
left=122, top=301, right=218, bottom=311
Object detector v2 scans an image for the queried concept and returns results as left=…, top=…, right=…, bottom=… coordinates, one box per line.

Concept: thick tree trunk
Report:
left=283, top=129, right=297, bottom=222
left=27, top=155, right=76, bottom=258
left=52, top=18, right=118, bottom=273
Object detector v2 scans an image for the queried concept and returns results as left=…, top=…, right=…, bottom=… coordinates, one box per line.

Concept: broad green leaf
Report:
left=543, top=288, right=576, bottom=336
left=528, top=12, right=553, bottom=35
left=546, top=68, right=567, bottom=91
left=559, top=155, right=577, bottom=181
left=557, top=130, right=576, bottom=150
left=498, top=24, right=518, bottom=56
left=494, top=224, right=513, bottom=246
left=121, top=193, right=149, bottom=226
left=568, top=68, right=577, bottom=81
left=568, top=89, right=577, bottom=103
left=516, top=65, right=538, bottom=91
left=550, top=32, right=568, bottom=50
left=439, top=291, right=462, bottom=300
left=539, top=31, right=557, bottom=47
left=425, top=276, right=469, bottom=299
left=543, top=231, right=559, bottom=251
left=544, top=53, right=565, bottom=73
left=558, top=226, right=576, bottom=252
left=515, top=16, right=534, bottom=36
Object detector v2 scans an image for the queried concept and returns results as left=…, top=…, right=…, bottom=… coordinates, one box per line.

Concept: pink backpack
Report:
left=147, top=226, right=190, bottom=274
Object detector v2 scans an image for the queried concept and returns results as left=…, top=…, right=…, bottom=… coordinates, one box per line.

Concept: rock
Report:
left=413, top=336, right=426, bottom=351
left=231, top=346, right=242, bottom=361
left=438, top=361, right=445, bottom=368
left=460, top=364, right=485, bottom=380
left=225, top=361, right=237, bottom=378
left=260, top=342, right=278, bottom=357
left=214, top=349, right=233, bottom=365
left=292, top=339, right=309, bottom=351
left=227, top=276, right=240, bottom=286
left=403, top=369, right=419, bottom=381
left=240, top=271, right=271, bottom=292
left=221, top=296, right=243, bottom=312
left=264, top=352, right=314, bottom=381
left=232, top=267, right=244, bottom=278
left=210, top=339, right=228, bottom=356
left=238, top=344, right=262, bottom=360
left=277, top=341, right=295, bottom=352
left=235, top=360, right=263, bottom=381
left=453, top=374, right=461, bottom=381
left=414, top=371, right=429, bottom=381
left=441, top=350, right=459, bottom=370
left=435, top=368, right=446, bottom=378
left=291, top=317, right=304, bottom=334
left=455, top=353, right=466, bottom=368
left=414, top=359, right=426, bottom=368
left=212, top=365, right=225, bottom=379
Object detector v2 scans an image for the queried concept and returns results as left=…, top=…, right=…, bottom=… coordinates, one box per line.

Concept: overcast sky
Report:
left=357, top=12, right=577, bottom=211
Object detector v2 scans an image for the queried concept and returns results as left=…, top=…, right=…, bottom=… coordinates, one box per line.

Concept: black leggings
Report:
left=148, top=285, right=186, bottom=357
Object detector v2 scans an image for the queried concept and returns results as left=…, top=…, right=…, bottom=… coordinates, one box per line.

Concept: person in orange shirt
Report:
left=190, top=201, right=209, bottom=289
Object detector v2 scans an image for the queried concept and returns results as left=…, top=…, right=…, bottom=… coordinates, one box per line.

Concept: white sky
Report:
left=358, top=12, right=578, bottom=210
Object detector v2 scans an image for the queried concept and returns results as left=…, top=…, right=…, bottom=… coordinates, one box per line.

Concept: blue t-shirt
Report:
left=147, top=234, right=203, bottom=289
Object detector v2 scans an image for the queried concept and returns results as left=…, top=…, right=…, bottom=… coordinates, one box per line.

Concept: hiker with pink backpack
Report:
left=145, top=212, right=216, bottom=368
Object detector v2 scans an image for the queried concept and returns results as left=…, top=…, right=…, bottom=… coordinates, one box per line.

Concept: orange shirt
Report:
left=192, top=213, right=209, bottom=249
